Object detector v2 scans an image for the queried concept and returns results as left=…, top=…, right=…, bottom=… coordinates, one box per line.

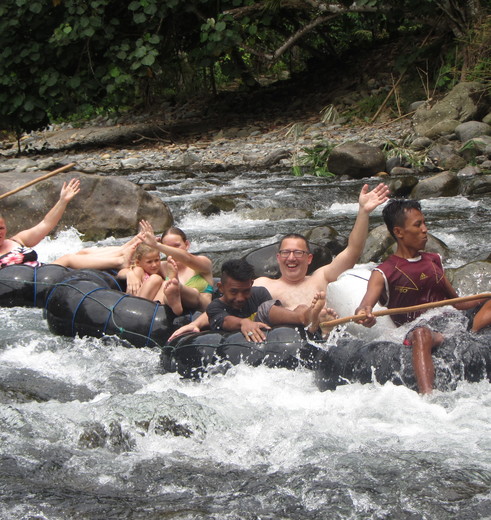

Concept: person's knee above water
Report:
left=355, top=198, right=491, bottom=394
left=206, top=258, right=328, bottom=343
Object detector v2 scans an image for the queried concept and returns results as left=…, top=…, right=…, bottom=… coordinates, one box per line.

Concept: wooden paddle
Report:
left=0, top=163, right=76, bottom=200
left=320, top=292, right=491, bottom=329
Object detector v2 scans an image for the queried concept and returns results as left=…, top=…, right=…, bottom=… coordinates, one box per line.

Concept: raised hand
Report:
left=138, top=220, right=159, bottom=248
left=59, top=178, right=80, bottom=204
left=359, top=182, right=390, bottom=214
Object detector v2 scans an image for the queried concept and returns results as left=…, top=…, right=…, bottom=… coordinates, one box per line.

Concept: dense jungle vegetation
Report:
left=1, top=0, right=490, bottom=137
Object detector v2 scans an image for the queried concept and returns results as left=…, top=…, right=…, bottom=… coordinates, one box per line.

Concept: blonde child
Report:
left=120, top=243, right=183, bottom=315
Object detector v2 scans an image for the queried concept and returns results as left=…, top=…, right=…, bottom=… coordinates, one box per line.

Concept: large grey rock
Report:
left=410, top=171, right=460, bottom=199
left=425, top=119, right=460, bottom=139
left=191, top=195, right=241, bottom=216
left=327, top=142, right=386, bottom=179
left=413, top=82, right=489, bottom=137
left=454, top=121, right=491, bottom=142
left=0, top=171, right=173, bottom=241
left=464, top=175, right=491, bottom=196
left=410, top=136, right=433, bottom=150
left=303, top=225, right=346, bottom=255
left=446, top=260, right=491, bottom=295
left=427, top=142, right=457, bottom=170
left=387, top=175, right=419, bottom=197
left=458, top=135, right=491, bottom=161
left=359, top=225, right=395, bottom=263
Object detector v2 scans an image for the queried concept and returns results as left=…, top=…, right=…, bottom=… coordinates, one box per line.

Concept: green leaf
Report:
left=143, top=3, right=157, bottom=15
left=215, top=21, right=226, bottom=32
left=30, top=2, right=42, bottom=14
left=109, top=66, right=121, bottom=78
left=134, top=12, right=146, bottom=23
left=45, top=73, right=58, bottom=87
left=134, top=45, right=147, bottom=58
left=83, top=27, right=95, bottom=37
left=67, top=76, right=81, bottom=88
left=141, top=54, right=155, bottom=66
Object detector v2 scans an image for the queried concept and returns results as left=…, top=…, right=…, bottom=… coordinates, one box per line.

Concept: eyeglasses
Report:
left=278, top=249, right=310, bottom=258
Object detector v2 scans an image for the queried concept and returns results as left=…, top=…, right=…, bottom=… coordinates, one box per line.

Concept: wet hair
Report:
left=382, top=198, right=422, bottom=239
left=135, top=243, right=158, bottom=261
left=221, top=259, right=255, bottom=283
left=161, top=226, right=187, bottom=243
left=278, top=233, right=311, bottom=252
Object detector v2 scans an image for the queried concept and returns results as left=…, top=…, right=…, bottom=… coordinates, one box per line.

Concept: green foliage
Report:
left=0, top=0, right=489, bottom=136
left=382, top=138, right=427, bottom=168
left=342, top=93, right=388, bottom=122
left=294, top=144, right=336, bottom=178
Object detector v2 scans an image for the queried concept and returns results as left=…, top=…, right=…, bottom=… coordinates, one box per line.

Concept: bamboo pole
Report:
left=320, top=293, right=491, bottom=329
left=0, top=163, right=76, bottom=201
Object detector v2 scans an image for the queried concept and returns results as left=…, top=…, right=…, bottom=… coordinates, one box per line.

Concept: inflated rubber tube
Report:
left=326, top=266, right=396, bottom=339
left=46, top=278, right=174, bottom=348
left=0, top=264, right=71, bottom=308
left=161, top=321, right=491, bottom=392
left=161, top=326, right=322, bottom=378
left=313, top=325, right=491, bottom=392
left=55, top=268, right=124, bottom=292
left=0, top=264, right=124, bottom=308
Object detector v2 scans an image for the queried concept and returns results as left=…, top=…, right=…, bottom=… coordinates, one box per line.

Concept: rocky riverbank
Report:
left=1, top=81, right=490, bottom=240
left=0, top=112, right=414, bottom=175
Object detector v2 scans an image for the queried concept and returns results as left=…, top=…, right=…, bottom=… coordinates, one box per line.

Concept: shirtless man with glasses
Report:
left=169, top=183, right=389, bottom=341
left=253, top=182, right=389, bottom=311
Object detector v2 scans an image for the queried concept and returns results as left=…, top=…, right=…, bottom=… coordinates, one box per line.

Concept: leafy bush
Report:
left=293, top=144, right=335, bottom=178
left=0, top=0, right=489, bottom=138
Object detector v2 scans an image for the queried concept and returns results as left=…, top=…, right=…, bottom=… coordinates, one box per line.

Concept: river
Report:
left=1, top=170, right=490, bottom=519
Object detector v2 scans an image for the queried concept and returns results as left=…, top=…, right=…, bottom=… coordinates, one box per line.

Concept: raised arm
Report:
left=316, top=183, right=389, bottom=284
left=139, top=220, right=212, bottom=276
left=12, top=178, right=80, bottom=247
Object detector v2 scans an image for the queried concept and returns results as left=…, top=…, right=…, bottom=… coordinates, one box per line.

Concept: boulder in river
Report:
left=0, top=171, right=173, bottom=241
left=327, top=142, right=386, bottom=179
left=409, top=171, right=460, bottom=199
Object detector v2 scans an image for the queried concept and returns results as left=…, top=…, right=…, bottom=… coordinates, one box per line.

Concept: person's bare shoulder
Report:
left=253, top=276, right=278, bottom=289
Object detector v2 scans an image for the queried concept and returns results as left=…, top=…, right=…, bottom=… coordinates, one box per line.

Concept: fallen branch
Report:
left=0, top=163, right=76, bottom=200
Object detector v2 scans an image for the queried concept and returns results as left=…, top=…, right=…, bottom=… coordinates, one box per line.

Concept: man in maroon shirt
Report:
left=355, top=198, right=491, bottom=394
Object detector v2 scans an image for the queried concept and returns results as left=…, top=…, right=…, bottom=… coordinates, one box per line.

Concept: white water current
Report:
left=1, top=174, right=490, bottom=519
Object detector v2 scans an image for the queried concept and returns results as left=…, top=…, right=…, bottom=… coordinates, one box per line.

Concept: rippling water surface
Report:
left=1, top=171, right=491, bottom=519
